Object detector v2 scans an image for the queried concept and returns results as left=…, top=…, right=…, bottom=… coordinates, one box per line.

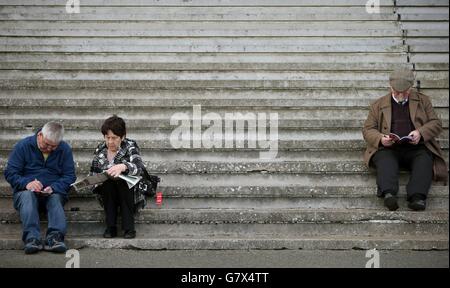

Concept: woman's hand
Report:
left=107, top=164, right=127, bottom=178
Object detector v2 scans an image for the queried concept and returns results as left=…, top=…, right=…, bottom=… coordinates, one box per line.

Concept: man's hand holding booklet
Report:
left=388, top=133, right=414, bottom=144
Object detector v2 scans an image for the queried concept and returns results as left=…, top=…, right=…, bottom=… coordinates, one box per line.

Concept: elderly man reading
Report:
left=363, top=69, right=448, bottom=211
left=4, top=122, right=76, bottom=254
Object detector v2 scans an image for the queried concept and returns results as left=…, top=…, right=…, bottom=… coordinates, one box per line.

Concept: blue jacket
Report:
left=4, top=133, right=76, bottom=196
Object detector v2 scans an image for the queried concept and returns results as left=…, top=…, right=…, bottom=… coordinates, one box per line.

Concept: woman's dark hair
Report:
left=101, top=115, right=126, bottom=137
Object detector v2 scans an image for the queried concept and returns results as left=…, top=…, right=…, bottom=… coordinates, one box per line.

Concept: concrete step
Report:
left=2, top=106, right=406, bottom=116
left=397, top=0, right=448, bottom=6
left=0, top=159, right=392, bottom=175
left=402, top=22, right=449, bottom=37
left=3, top=156, right=450, bottom=175
left=399, top=14, right=449, bottom=21
left=1, top=108, right=448, bottom=129
left=0, top=6, right=398, bottom=21
left=403, top=29, right=449, bottom=38
left=407, top=38, right=449, bottom=47
left=402, top=22, right=449, bottom=30
left=0, top=234, right=446, bottom=251
left=0, top=70, right=412, bottom=80
left=2, top=194, right=449, bottom=211
left=1, top=62, right=417, bottom=71
left=0, top=218, right=447, bottom=240
left=1, top=173, right=447, bottom=196
left=1, top=130, right=448, bottom=151
left=4, top=71, right=447, bottom=89
left=410, top=47, right=449, bottom=54
left=1, top=176, right=448, bottom=203
left=414, top=63, right=449, bottom=71
left=1, top=209, right=447, bottom=246
left=3, top=33, right=404, bottom=42
left=3, top=149, right=447, bottom=167
left=1, top=118, right=447, bottom=131
left=0, top=99, right=449, bottom=124
left=0, top=21, right=403, bottom=37
left=0, top=53, right=412, bottom=71
left=0, top=52, right=409, bottom=64
left=410, top=53, right=449, bottom=64
left=1, top=117, right=407, bottom=131
left=411, top=61, right=449, bottom=71
left=1, top=207, right=447, bottom=225
left=412, top=54, right=449, bottom=70
left=0, top=89, right=447, bottom=107
left=0, top=38, right=406, bottom=54
left=415, top=71, right=449, bottom=88
left=1, top=70, right=445, bottom=83
left=397, top=6, right=450, bottom=14
left=0, top=186, right=448, bottom=210
left=404, top=31, right=449, bottom=37
left=72, top=157, right=450, bottom=175
left=0, top=0, right=396, bottom=7
left=407, top=38, right=449, bottom=53
left=1, top=36, right=404, bottom=46
left=401, top=22, right=449, bottom=31
left=0, top=149, right=373, bottom=161
left=0, top=128, right=448, bottom=148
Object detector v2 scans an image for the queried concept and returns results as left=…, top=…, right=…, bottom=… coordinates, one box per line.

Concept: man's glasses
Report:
left=39, top=135, right=58, bottom=150
left=392, top=89, right=411, bottom=98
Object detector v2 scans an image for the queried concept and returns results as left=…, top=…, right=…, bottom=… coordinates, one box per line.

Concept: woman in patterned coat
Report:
left=90, top=115, right=146, bottom=239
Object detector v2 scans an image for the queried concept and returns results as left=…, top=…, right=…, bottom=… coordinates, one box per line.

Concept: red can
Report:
left=156, top=192, right=163, bottom=206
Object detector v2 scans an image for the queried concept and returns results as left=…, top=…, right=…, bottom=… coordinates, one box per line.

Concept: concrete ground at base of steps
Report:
left=0, top=249, right=447, bottom=268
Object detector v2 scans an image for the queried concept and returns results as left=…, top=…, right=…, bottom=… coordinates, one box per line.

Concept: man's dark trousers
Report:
left=371, top=144, right=433, bottom=201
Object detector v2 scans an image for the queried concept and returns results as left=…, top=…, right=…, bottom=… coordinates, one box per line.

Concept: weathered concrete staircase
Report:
left=0, top=0, right=448, bottom=251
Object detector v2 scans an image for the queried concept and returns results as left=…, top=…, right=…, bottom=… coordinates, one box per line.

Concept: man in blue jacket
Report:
left=4, top=122, right=76, bottom=254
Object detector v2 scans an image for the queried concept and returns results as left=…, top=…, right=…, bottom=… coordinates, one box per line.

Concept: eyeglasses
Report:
left=391, top=88, right=411, bottom=97
left=39, top=134, right=59, bottom=150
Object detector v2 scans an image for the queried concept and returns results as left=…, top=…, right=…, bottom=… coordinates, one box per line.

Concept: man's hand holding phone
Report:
left=40, top=186, right=53, bottom=195
left=26, top=179, right=53, bottom=195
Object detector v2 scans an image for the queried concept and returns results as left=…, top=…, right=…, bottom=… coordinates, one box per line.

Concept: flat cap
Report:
left=389, top=68, right=415, bottom=92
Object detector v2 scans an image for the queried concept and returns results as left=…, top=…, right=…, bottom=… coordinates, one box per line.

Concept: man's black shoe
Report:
left=124, top=230, right=136, bottom=239
left=103, top=227, right=117, bottom=238
left=408, top=199, right=426, bottom=211
left=384, top=193, right=399, bottom=211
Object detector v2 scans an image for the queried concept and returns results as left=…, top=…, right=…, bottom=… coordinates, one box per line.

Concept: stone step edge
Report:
left=0, top=185, right=448, bottom=197
left=0, top=236, right=448, bottom=251
left=3, top=165, right=449, bottom=175
left=1, top=209, right=448, bottom=224
left=0, top=187, right=447, bottom=198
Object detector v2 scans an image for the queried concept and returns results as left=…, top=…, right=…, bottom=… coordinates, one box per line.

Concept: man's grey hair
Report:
left=41, top=122, right=64, bottom=143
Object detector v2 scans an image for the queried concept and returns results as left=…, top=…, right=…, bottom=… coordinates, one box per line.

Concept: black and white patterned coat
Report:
left=89, top=138, right=146, bottom=209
